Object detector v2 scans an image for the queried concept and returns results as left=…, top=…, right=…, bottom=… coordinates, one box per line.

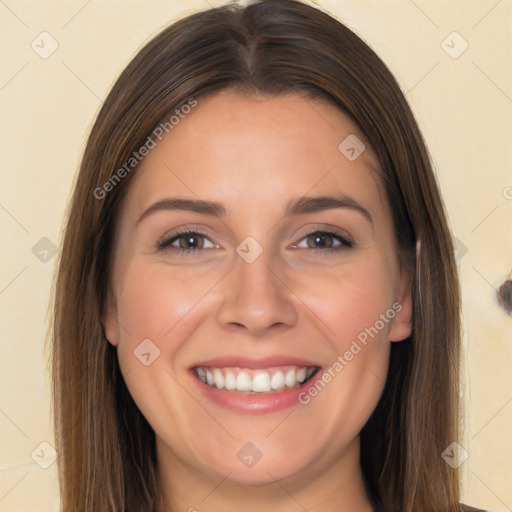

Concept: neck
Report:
left=157, top=437, right=374, bottom=512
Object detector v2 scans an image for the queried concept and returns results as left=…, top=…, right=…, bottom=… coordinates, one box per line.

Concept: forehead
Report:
left=122, top=91, right=384, bottom=221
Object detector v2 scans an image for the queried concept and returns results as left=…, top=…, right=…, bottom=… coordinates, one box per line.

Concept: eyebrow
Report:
left=284, top=195, right=373, bottom=225
left=136, top=195, right=373, bottom=226
left=136, top=198, right=228, bottom=225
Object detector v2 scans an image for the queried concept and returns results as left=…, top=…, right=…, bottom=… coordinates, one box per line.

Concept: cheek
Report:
left=114, top=261, right=220, bottom=346
left=290, top=260, right=395, bottom=439
left=289, top=254, right=397, bottom=414
left=291, top=255, right=396, bottom=349
left=112, top=262, right=221, bottom=405
left=111, top=262, right=223, bottom=443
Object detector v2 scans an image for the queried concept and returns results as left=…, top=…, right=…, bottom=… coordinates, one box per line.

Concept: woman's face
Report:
left=104, top=91, right=412, bottom=488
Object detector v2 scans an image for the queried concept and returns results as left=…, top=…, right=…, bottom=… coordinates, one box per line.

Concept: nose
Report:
left=216, top=249, right=298, bottom=337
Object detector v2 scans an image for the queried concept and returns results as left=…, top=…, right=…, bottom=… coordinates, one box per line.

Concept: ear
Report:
left=388, top=270, right=413, bottom=342
left=102, top=287, right=120, bottom=347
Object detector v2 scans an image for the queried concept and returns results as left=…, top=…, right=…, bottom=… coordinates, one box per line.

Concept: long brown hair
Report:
left=51, top=1, right=468, bottom=510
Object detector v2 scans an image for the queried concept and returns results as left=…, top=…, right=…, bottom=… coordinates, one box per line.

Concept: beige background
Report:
left=1, top=1, right=511, bottom=510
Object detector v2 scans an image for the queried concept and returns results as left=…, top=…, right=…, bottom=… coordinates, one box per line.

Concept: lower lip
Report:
left=189, top=369, right=323, bottom=413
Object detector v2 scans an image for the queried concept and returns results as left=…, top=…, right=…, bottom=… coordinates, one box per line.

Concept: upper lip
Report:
left=191, top=356, right=321, bottom=369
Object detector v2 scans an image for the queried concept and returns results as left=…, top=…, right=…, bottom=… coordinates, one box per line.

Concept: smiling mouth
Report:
left=193, top=365, right=320, bottom=394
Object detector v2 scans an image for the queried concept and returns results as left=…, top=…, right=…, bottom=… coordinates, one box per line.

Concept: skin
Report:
left=103, top=91, right=412, bottom=512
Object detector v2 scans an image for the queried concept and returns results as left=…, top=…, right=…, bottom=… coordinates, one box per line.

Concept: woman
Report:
left=50, top=0, right=482, bottom=510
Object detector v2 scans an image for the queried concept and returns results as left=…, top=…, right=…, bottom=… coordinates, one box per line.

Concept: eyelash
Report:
left=157, top=228, right=216, bottom=256
left=157, top=228, right=353, bottom=255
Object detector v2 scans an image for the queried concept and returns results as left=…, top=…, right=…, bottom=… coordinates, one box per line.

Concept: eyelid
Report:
left=157, top=227, right=218, bottom=251
left=294, top=232, right=352, bottom=249
left=291, top=224, right=354, bottom=246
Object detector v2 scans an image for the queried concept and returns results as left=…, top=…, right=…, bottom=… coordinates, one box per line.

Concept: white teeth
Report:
left=195, top=365, right=318, bottom=393
left=252, top=372, right=271, bottom=392
left=296, top=367, right=307, bottom=383
left=224, top=370, right=237, bottom=390
left=271, top=371, right=285, bottom=390
left=236, top=372, right=253, bottom=391
left=284, top=369, right=296, bottom=388
left=213, top=368, right=224, bottom=390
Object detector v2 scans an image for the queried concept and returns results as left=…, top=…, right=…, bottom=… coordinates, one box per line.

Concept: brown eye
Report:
left=296, top=231, right=352, bottom=251
left=306, top=232, right=336, bottom=249
left=158, top=230, right=215, bottom=252
left=177, top=233, right=205, bottom=250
